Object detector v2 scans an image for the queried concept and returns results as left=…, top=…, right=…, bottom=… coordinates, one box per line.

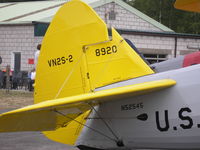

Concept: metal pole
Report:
left=159, top=0, right=162, bottom=23
left=174, top=37, right=177, bottom=58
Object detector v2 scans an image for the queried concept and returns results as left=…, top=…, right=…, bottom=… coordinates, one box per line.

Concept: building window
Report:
left=109, top=10, right=116, bottom=20
left=11, top=52, right=21, bottom=73
left=34, top=23, right=49, bottom=36
left=143, top=54, right=167, bottom=64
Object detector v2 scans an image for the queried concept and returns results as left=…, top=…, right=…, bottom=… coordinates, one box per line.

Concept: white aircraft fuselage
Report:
left=77, top=64, right=200, bottom=150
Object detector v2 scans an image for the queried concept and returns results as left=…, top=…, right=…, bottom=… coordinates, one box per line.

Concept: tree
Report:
left=125, top=0, right=200, bottom=34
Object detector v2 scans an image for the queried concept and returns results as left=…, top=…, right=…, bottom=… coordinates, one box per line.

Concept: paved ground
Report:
left=0, top=109, right=78, bottom=150
left=0, top=132, right=78, bottom=150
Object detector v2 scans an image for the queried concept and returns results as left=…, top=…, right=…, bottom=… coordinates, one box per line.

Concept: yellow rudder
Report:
left=85, top=28, right=154, bottom=90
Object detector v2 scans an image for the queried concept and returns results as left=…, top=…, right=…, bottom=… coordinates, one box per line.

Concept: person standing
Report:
left=0, top=56, right=2, bottom=65
left=0, top=69, right=3, bottom=89
left=34, top=44, right=41, bottom=68
left=29, top=68, right=35, bottom=91
left=30, top=44, right=41, bottom=91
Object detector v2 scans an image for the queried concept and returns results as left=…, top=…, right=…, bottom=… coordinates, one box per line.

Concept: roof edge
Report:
left=117, top=28, right=200, bottom=39
left=114, top=0, right=174, bottom=32
left=90, top=0, right=113, bottom=8
left=0, top=21, right=33, bottom=25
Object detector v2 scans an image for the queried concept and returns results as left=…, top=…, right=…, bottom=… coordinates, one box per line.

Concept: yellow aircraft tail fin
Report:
left=33, top=0, right=154, bottom=145
left=35, top=0, right=109, bottom=103
left=35, top=0, right=154, bottom=104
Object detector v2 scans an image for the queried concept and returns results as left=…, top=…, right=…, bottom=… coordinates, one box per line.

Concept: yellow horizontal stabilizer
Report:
left=43, top=110, right=91, bottom=145
left=174, top=0, right=200, bottom=12
left=0, top=79, right=176, bottom=133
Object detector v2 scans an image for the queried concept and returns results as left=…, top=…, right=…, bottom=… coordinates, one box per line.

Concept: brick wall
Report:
left=177, top=38, right=200, bottom=55
left=122, top=34, right=200, bottom=58
left=94, top=3, right=162, bottom=32
left=0, top=25, right=42, bottom=71
left=0, top=2, right=200, bottom=71
left=122, top=34, right=174, bottom=58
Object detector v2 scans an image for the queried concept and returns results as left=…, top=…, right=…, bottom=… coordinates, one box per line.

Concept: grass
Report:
left=0, top=90, right=33, bottom=98
left=0, top=89, right=33, bottom=109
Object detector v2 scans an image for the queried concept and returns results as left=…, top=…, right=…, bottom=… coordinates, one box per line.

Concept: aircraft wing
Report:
left=174, top=0, right=200, bottom=12
left=0, top=79, right=176, bottom=132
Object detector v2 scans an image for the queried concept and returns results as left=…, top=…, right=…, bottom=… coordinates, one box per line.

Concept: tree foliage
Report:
left=123, top=0, right=200, bottom=34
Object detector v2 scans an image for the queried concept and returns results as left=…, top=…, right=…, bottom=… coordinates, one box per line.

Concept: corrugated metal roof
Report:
left=0, top=0, right=101, bottom=22
left=0, top=1, right=66, bottom=21
left=0, top=3, right=14, bottom=8
left=13, top=6, right=60, bottom=22
left=0, top=0, right=173, bottom=32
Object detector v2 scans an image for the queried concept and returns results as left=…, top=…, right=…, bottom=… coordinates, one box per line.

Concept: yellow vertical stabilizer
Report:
left=35, top=0, right=109, bottom=103
left=34, top=0, right=154, bottom=146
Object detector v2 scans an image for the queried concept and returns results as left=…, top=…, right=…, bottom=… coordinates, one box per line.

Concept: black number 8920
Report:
left=95, top=45, right=117, bottom=56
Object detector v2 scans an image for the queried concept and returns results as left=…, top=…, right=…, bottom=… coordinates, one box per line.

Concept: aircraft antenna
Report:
left=53, top=109, right=118, bottom=143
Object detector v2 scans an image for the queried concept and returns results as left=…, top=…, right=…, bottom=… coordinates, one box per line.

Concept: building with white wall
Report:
left=0, top=0, right=200, bottom=72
